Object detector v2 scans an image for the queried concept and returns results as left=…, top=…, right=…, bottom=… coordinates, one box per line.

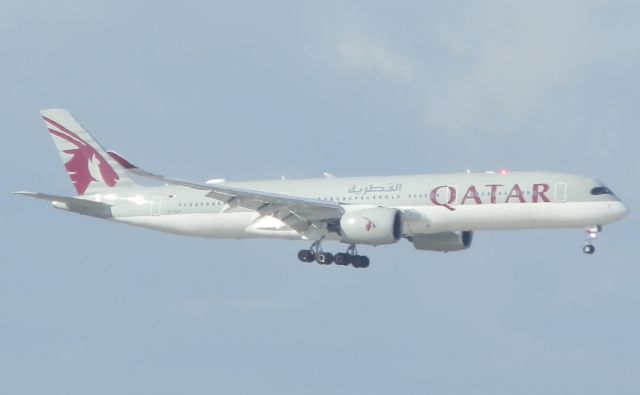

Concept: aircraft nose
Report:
left=610, top=200, right=629, bottom=220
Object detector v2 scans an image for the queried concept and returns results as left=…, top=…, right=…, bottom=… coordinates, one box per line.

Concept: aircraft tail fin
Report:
left=41, top=109, right=137, bottom=195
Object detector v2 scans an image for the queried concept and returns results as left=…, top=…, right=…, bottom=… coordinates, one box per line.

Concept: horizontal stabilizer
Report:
left=14, top=191, right=112, bottom=217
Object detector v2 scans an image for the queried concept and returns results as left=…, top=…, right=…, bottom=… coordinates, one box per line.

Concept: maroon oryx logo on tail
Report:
left=364, top=217, right=376, bottom=231
left=44, top=116, right=118, bottom=195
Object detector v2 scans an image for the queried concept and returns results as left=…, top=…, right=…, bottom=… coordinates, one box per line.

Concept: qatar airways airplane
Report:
left=16, top=110, right=629, bottom=268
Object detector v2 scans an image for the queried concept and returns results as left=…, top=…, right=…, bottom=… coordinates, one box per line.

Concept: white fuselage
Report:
left=116, top=200, right=627, bottom=240
left=79, top=171, right=627, bottom=242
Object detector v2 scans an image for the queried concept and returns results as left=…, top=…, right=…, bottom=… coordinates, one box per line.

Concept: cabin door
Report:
left=555, top=182, right=567, bottom=203
left=151, top=196, right=163, bottom=215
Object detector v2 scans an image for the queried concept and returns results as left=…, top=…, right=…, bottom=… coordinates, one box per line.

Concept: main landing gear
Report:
left=582, top=225, right=601, bottom=255
left=297, top=242, right=370, bottom=268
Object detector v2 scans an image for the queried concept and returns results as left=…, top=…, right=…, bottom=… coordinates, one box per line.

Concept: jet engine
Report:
left=410, top=231, right=473, bottom=252
left=339, top=208, right=402, bottom=245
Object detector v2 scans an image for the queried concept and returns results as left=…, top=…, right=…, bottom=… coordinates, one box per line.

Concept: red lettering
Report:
left=486, top=184, right=502, bottom=204
left=461, top=185, right=482, bottom=205
left=506, top=184, right=526, bottom=203
left=430, top=185, right=457, bottom=210
left=532, top=183, right=550, bottom=203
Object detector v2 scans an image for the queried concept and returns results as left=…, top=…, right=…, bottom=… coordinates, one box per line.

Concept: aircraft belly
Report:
left=527, top=201, right=623, bottom=228
left=116, top=212, right=301, bottom=239
left=404, top=201, right=619, bottom=233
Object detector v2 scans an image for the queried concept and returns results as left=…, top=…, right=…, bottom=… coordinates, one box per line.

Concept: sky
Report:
left=1, top=0, right=639, bottom=394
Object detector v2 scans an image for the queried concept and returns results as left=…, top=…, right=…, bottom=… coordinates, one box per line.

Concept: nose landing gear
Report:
left=582, top=244, right=595, bottom=254
left=582, top=225, right=601, bottom=255
left=297, top=242, right=370, bottom=268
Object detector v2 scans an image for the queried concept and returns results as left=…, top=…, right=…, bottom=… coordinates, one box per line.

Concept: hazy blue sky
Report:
left=2, top=1, right=639, bottom=394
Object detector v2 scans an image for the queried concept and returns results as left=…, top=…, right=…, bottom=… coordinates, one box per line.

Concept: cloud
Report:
left=328, top=1, right=624, bottom=137
left=336, top=36, right=415, bottom=81
left=422, top=0, right=609, bottom=134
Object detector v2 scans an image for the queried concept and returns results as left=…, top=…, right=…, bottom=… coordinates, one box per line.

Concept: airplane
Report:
left=15, top=109, right=629, bottom=268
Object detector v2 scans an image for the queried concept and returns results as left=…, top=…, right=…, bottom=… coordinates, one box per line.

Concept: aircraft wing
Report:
left=107, top=151, right=344, bottom=237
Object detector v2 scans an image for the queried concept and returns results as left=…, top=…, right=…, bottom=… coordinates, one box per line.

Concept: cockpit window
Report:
left=591, top=187, right=614, bottom=196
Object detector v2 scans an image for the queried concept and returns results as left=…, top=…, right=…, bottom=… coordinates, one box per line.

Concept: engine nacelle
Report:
left=410, top=231, right=473, bottom=252
left=340, top=208, right=402, bottom=245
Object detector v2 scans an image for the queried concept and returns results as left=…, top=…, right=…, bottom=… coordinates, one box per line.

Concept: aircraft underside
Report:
left=114, top=200, right=626, bottom=268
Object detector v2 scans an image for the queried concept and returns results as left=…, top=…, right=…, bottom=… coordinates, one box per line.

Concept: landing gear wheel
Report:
left=297, top=249, right=315, bottom=262
left=334, top=253, right=350, bottom=266
left=316, top=252, right=334, bottom=265
left=361, top=256, right=370, bottom=268
left=352, top=255, right=369, bottom=268
left=582, top=226, right=600, bottom=255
